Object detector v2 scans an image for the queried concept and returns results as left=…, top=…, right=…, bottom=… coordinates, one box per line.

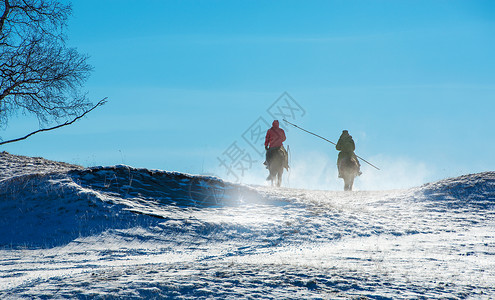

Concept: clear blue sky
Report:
left=2, top=0, right=494, bottom=189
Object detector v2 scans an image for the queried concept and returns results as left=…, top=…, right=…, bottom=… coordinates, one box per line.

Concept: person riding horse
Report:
left=336, top=130, right=362, bottom=178
left=264, top=120, right=289, bottom=179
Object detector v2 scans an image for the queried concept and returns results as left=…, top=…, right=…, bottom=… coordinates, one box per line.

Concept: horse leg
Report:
left=343, top=175, right=351, bottom=191
left=344, top=175, right=355, bottom=191
left=266, top=165, right=277, bottom=186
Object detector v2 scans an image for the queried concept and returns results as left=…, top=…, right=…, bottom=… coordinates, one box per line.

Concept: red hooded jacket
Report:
left=265, top=120, right=286, bottom=148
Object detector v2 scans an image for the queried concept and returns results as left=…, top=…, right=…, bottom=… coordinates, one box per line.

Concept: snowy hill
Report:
left=0, top=152, right=494, bottom=299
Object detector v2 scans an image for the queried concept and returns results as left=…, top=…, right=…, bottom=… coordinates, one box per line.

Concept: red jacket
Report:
left=265, top=120, right=286, bottom=148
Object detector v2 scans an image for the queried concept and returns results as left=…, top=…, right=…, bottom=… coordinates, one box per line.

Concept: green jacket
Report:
left=336, top=132, right=355, bottom=153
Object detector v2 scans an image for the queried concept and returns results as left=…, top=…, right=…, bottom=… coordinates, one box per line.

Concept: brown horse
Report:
left=266, top=147, right=285, bottom=187
left=339, top=155, right=360, bottom=191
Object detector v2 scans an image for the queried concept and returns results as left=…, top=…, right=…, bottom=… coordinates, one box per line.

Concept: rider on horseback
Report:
left=336, top=130, right=362, bottom=178
left=264, top=120, right=289, bottom=171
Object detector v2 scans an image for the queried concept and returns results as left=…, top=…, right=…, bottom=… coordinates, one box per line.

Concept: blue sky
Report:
left=2, top=0, right=494, bottom=189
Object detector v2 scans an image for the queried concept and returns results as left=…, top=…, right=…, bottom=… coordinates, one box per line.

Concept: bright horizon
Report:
left=2, top=0, right=494, bottom=190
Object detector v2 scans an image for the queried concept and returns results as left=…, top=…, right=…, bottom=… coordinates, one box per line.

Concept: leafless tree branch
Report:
left=0, top=97, right=106, bottom=145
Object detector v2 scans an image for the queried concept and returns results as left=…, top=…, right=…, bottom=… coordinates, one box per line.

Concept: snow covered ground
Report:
left=0, top=151, right=494, bottom=299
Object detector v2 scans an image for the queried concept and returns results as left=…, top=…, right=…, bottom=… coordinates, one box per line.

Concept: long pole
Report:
left=283, top=119, right=381, bottom=171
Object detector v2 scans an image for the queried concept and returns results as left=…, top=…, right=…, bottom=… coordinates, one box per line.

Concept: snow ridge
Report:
left=0, top=157, right=260, bottom=249
left=418, top=171, right=495, bottom=210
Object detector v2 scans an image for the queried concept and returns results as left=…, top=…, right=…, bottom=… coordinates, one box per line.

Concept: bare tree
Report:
left=0, top=0, right=104, bottom=145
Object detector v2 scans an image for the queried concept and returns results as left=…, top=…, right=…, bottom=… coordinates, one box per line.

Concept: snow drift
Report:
left=0, top=157, right=259, bottom=248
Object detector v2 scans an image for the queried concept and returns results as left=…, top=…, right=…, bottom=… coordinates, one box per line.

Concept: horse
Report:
left=339, top=155, right=360, bottom=191
left=266, top=147, right=285, bottom=187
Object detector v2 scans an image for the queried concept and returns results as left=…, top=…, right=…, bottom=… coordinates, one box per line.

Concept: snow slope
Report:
left=0, top=152, right=494, bottom=299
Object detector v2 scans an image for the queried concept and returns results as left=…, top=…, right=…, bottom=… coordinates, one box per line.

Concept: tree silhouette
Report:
left=0, top=0, right=105, bottom=145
